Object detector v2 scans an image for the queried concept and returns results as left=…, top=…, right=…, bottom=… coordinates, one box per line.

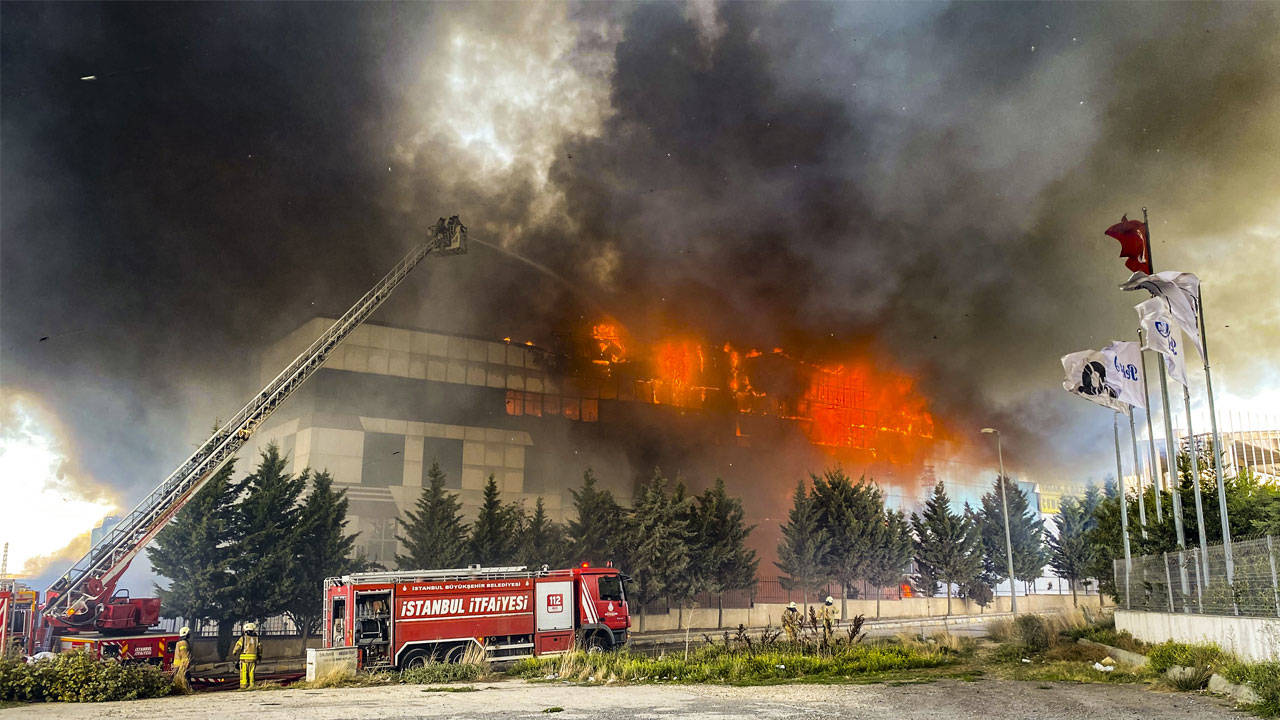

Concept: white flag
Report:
left=1135, top=297, right=1189, bottom=387
left=1062, top=349, right=1128, bottom=412
left=1120, top=270, right=1203, bottom=358
left=1100, top=341, right=1147, bottom=409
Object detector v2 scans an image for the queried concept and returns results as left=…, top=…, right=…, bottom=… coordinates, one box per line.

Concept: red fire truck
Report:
left=323, top=565, right=629, bottom=669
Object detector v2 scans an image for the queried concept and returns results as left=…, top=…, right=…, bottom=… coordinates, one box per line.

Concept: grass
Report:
left=420, top=685, right=478, bottom=692
left=285, top=660, right=491, bottom=691
left=511, top=638, right=960, bottom=686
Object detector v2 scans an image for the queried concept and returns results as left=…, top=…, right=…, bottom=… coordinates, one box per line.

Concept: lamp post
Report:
left=982, top=428, right=1019, bottom=615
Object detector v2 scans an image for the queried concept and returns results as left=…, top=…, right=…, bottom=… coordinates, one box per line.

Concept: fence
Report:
left=1114, top=535, right=1280, bottom=617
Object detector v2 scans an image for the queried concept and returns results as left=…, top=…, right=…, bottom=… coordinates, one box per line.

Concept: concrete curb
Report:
left=630, top=611, right=1042, bottom=647
left=1076, top=638, right=1148, bottom=667
left=1208, top=673, right=1263, bottom=705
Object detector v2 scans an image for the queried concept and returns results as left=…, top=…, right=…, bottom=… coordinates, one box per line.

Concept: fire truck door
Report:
left=536, top=581, right=573, bottom=632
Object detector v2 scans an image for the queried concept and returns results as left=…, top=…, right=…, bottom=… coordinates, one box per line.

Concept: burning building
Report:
left=253, top=316, right=959, bottom=568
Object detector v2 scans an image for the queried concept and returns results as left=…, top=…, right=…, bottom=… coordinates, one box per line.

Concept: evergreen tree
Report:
left=775, top=479, right=831, bottom=610
left=625, top=469, right=690, bottom=632
left=282, top=470, right=361, bottom=636
left=865, top=508, right=913, bottom=618
left=567, top=469, right=624, bottom=565
left=469, top=474, right=522, bottom=565
left=691, top=478, right=758, bottom=627
left=977, top=475, right=1047, bottom=592
left=1047, top=495, right=1094, bottom=607
left=231, top=444, right=307, bottom=623
left=811, top=469, right=886, bottom=618
left=396, top=461, right=468, bottom=570
left=667, top=480, right=701, bottom=628
left=517, top=497, right=571, bottom=569
left=148, top=460, right=240, bottom=659
left=911, top=481, right=981, bottom=615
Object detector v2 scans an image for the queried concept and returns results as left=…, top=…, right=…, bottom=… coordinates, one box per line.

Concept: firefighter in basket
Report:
left=781, top=601, right=801, bottom=643
left=172, top=627, right=192, bottom=693
left=817, top=596, right=836, bottom=642
left=232, top=622, right=261, bottom=689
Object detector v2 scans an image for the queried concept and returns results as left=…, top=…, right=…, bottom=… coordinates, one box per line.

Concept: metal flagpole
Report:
left=1129, top=411, right=1149, bottom=539
left=1114, top=412, right=1133, bottom=608
left=1182, top=386, right=1212, bottom=582
left=1139, top=331, right=1163, bottom=522
left=1196, top=288, right=1234, bottom=586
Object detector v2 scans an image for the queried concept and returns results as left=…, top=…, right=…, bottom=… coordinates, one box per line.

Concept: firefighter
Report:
left=781, top=601, right=800, bottom=643
left=172, top=627, right=192, bottom=694
left=232, top=622, right=261, bottom=689
left=817, top=595, right=836, bottom=642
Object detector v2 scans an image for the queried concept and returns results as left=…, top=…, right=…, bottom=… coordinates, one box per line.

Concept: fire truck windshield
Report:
left=597, top=575, right=624, bottom=602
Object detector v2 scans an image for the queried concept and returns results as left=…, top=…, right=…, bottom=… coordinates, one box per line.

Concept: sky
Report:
left=2, top=1, right=1278, bottom=578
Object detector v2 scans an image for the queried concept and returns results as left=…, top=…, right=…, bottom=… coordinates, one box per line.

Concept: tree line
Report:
left=776, top=469, right=1048, bottom=616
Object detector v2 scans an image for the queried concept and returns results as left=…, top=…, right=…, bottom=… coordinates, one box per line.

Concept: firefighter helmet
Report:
left=243, top=622, right=257, bottom=633
left=824, top=595, right=834, bottom=605
left=180, top=627, right=190, bottom=638
left=787, top=601, right=798, bottom=609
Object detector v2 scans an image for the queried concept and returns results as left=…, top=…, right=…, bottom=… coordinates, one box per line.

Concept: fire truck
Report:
left=11, top=217, right=468, bottom=666
left=323, top=564, right=630, bottom=669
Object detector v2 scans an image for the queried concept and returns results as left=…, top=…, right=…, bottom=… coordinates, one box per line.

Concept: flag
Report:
left=1062, top=349, right=1128, bottom=412
left=1135, top=297, right=1189, bottom=387
left=1100, top=341, right=1147, bottom=409
left=1120, top=270, right=1203, bottom=358
left=1105, top=215, right=1151, bottom=274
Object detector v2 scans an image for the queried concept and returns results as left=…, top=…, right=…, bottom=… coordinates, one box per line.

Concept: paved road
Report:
left=0, top=678, right=1240, bottom=719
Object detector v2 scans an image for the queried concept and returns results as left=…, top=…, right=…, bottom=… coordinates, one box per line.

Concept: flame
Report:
left=591, top=323, right=626, bottom=364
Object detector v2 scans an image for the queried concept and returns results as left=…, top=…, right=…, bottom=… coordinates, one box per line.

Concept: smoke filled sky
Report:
left=2, top=2, right=1278, bottom=571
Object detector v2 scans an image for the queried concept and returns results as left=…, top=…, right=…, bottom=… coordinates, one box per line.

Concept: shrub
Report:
left=399, top=662, right=488, bottom=685
left=1146, top=641, right=1227, bottom=675
left=0, top=652, right=172, bottom=703
left=1014, top=615, right=1051, bottom=652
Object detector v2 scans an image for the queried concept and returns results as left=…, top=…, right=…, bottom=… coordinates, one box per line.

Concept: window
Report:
left=421, top=437, right=463, bottom=490
left=365, top=518, right=399, bottom=565
left=597, top=575, right=624, bottom=602
left=361, top=432, right=405, bottom=487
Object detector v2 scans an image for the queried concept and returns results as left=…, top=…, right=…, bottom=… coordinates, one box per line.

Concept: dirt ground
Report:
left=0, top=678, right=1243, bottom=719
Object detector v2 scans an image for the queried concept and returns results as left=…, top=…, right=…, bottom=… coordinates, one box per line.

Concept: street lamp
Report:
left=981, top=428, right=1019, bottom=615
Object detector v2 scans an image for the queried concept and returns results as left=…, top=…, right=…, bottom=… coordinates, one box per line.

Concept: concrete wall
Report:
left=634, top=593, right=1112, bottom=632
left=1117, top=609, right=1280, bottom=663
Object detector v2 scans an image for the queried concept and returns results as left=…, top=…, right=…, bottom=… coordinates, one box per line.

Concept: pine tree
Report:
left=148, top=460, right=240, bottom=659
left=911, top=481, right=981, bottom=616
left=811, top=469, right=887, bottom=618
left=667, top=480, right=701, bottom=629
left=518, top=497, right=571, bottom=569
left=775, top=479, right=831, bottom=610
left=1047, top=495, right=1093, bottom=607
left=625, top=469, right=690, bottom=632
left=691, top=478, right=758, bottom=628
left=977, top=475, right=1047, bottom=592
left=865, top=508, right=912, bottom=618
left=282, top=470, right=362, bottom=636
left=567, top=469, right=624, bottom=565
left=231, top=444, right=307, bottom=623
left=396, top=461, right=468, bottom=570
left=469, top=474, right=522, bottom=565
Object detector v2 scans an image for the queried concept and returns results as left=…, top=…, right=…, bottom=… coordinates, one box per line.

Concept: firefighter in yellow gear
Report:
left=172, top=627, right=192, bottom=694
left=781, top=601, right=801, bottom=642
left=232, top=622, right=261, bottom=689
left=817, top=596, right=837, bottom=642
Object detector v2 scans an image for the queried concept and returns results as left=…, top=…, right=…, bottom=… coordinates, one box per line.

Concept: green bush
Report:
left=1146, top=641, right=1227, bottom=675
left=399, top=662, right=487, bottom=684
left=1014, top=615, right=1051, bottom=652
left=0, top=652, right=172, bottom=703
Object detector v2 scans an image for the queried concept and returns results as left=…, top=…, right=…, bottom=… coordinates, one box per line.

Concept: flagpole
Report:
left=1138, top=330, right=1163, bottom=522
left=1114, top=412, right=1132, bottom=608
left=1143, top=208, right=1184, bottom=548
left=1129, top=410, right=1149, bottom=539
left=1182, top=386, right=1212, bottom=582
left=1196, top=288, right=1235, bottom=587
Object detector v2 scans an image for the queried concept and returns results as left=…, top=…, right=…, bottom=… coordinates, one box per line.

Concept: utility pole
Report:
left=982, top=428, right=1018, bottom=615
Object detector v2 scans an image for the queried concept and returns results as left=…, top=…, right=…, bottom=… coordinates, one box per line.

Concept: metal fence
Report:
left=1115, top=535, right=1280, bottom=617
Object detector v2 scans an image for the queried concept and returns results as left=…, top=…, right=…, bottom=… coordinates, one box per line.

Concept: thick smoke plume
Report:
left=3, top=1, right=1277, bottom=513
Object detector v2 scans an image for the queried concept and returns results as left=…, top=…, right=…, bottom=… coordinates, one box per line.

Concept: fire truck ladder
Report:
left=44, top=217, right=468, bottom=625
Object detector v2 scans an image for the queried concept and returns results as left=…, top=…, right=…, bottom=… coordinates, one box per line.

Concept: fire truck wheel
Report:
left=401, top=649, right=430, bottom=670
left=584, top=633, right=610, bottom=654
left=442, top=644, right=466, bottom=664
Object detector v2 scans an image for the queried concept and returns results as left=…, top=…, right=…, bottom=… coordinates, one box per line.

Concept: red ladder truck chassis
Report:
left=323, top=565, right=629, bottom=669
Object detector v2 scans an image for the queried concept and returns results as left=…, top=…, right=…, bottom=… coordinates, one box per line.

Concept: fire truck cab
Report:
left=323, top=564, right=629, bottom=670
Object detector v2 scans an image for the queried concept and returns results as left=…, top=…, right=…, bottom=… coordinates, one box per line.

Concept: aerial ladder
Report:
left=39, top=216, right=467, bottom=640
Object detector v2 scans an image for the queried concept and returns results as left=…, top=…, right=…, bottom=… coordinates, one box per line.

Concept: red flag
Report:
left=1105, top=215, right=1151, bottom=273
